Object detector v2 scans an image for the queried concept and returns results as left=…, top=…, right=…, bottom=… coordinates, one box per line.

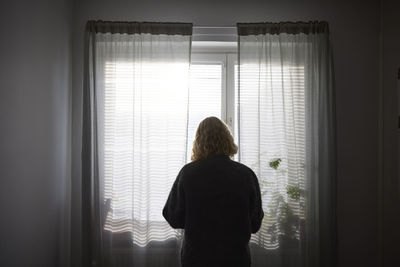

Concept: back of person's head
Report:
left=191, top=116, right=238, bottom=161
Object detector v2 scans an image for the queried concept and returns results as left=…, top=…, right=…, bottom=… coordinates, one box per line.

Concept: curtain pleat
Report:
left=237, top=21, right=329, bottom=36
left=82, top=21, right=192, bottom=267
left=86, top=20, right=193, bottom=35
left=237, top=21, right=336, bottom=267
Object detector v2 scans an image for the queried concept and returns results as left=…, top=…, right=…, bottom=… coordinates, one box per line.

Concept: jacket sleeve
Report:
left=249, top=171, right=264, bottom=233
left=162, top=169, right=185, bottom=229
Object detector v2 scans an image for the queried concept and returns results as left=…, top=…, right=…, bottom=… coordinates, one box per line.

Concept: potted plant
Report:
left=264, top=158, right=305, bottom=251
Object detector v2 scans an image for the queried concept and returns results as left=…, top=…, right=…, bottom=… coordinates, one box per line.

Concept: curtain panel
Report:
left=82, top=20, right=193, bottom=267
left=237, top=21, right=336, bottom=267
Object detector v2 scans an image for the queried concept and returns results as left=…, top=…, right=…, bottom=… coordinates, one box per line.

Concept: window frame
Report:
left=191, top=41, right=238, bottom=135
left=190, top=53, right=227, bottom=124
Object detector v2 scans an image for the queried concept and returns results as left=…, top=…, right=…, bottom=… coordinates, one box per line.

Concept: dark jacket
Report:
left=163, top=154, right=264, bottom=267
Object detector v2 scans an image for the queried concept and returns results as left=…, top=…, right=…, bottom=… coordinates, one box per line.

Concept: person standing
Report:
left=163, top=116, right=264, bottom=267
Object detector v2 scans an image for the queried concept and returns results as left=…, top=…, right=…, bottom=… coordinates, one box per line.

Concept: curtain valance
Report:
left=86, top=20, right=193, bottom=35
left=237, top=21, right=329, bottom=36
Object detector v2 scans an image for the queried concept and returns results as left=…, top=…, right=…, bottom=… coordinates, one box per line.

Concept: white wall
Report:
left=0, top=0, right=72, bottom=266
left=71, top=0, right=384, bottom=266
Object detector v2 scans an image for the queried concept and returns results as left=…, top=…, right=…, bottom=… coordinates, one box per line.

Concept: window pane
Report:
left=187, top=63, right=222, bottom=161
left=102, top=61, right=223, bottom=223
left=236, top=62, right=306, bottom=249
left=103, top=61, right=189, bottom=237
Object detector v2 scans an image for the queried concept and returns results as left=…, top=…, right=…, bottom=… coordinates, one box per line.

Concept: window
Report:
left=187, top=50, right=237, bottom=160
left=102, top=60, right=190, bottom=239
left=101, top=41, right=307, bottom=251
left=187, top=55, right=224, bottom=161
left=238, top=62, right=306, bottom=249
left=101, top=42, right=238, bottom=246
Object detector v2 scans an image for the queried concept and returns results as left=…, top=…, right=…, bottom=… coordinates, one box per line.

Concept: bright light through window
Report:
left=187, top=63, right=222, bottom=161
left=103, top=61, right=190, bottom=239
left=102, top=60, right=224, bottom=238
left=101, top=53, right=306, bottom=250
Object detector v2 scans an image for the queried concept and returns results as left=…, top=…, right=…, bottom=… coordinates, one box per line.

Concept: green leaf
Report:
left=269, top=158, right=282, bottom=170
left=286, top=185, right=301, bottom=200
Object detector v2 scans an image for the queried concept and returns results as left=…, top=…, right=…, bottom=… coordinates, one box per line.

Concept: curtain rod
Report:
left=193, top=26, right=236, bottom=29
left=192, top=26, right=237, bottom=41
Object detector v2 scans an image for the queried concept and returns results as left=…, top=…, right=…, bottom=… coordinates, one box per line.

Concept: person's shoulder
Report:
left=177, top=160, right=200, bottom=176
left=181, top=160, right=198, bottom=170
left=230, top=160, right=256, bottom=177
left=181, top=156, right=256, bottom=177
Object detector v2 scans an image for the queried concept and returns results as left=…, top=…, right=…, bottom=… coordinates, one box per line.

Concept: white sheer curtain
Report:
left=237, top=22, right=336, bottom=267
left=82, top=21, right=192, bottom=267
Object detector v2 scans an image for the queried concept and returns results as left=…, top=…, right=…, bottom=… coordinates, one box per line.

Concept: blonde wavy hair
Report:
left=191, top=117, right=238, bottom=161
